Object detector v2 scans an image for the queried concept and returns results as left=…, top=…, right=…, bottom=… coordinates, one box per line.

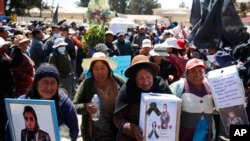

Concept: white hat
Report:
left=20, top=21, right=27, bottom=26
left=69, top=28, right=76, bottom=34
left=105, top=30, right=113, bottom=36
left=139, top=25, right=145, bottom=29
left=142, top=39, right=152, bottom=48
left=164, top=29, right=174, bottom=35
left=163, top=37, right=179, bottom=49
left=81, top=52, right=117, bottom=71
left=0, top=37, right=10, bottom=49
left=149, top=44, right=169, bottom=56
left=52, top=38, right=68, bottom=48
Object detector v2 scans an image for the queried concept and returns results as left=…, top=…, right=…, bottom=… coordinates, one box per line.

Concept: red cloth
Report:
left=12, top=54, right=35, bottom=96
left=166, top=54, right=186, bottom=83
left=71, top=35, right=82, bottom=48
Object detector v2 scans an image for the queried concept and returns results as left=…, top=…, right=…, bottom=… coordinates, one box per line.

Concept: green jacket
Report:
left=73, top=75, right=125, bottom=141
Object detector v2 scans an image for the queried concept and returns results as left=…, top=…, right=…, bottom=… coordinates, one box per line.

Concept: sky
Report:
left=44, top=0, right=193, bottom=9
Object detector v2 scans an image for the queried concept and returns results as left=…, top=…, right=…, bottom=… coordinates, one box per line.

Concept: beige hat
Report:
left=81, top=52, right=117, bottom=71
left=0, top=37, right=10, bottom=49
left=125, top=55, right=160, bottom=78
left=12, top=35, right=30, bottom=46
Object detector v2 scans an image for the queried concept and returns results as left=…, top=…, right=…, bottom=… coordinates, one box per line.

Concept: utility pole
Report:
left=51, top=0, right=54, bottom=17
left=139, top=0, right=142, bottom=15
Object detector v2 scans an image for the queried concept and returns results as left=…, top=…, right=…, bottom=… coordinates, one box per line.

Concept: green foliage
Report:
left=5, top=0, right=49, bottom=16
left=81, top=24, right=105, bottom=53
left=126, top=0, right=161, bottom=15
left=179, top=1, right=186, bottom=8
left=75, top=0, right=90, bottom=7
left=109, top=0, right=129, bottom=14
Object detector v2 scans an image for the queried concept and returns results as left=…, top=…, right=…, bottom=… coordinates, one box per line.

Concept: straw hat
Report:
left=19, top=36, right=30, bottom=44
left=0, top=37, right=10, bottom=49
left=125, top=55, right=160, bottom=78
left=81, top=52, right=117, bottom=71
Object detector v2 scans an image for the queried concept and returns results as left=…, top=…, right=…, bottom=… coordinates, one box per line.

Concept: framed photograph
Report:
left=5, top=98, right=60, bottom=141
left=219, top=105, right=249, bottom=135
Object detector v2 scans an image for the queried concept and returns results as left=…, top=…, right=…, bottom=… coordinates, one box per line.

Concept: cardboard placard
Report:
left=207, top=65, right=249, bottom=135
left=207, top=65, right=245, bottom=109
left=139, top=93, right=182, bottom=141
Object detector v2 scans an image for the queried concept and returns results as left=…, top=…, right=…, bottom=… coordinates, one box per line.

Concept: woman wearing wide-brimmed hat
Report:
left=10, top=34, right=35, bottom=96
left=113, top=55, right=172, bottom=141
left=74, top=52, right=125, bottom=141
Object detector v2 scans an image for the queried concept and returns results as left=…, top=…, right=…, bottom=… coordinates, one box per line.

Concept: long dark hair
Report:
left=87, top=60, right=113, bottom=77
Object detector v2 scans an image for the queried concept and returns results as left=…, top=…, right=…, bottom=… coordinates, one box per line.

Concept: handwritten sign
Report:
left=207, top=65, right=245, bottom=109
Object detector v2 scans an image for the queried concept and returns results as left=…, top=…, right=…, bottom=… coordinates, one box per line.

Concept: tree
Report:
left=179, top=1, right=186, bottom=8
left=240, top=2, right=248, bottom=16
left=126, top=0, right=161, bottom=15
left=5, top=0, right=49, bottom=16
left=109, top=0, right=129, bottom=14
left=75, top=0, right=90, bottom=7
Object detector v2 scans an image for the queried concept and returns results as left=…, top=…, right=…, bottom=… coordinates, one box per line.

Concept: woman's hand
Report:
left=85, top=103, right=98, bottom=114
left=123, top=122, right=143, bottom=141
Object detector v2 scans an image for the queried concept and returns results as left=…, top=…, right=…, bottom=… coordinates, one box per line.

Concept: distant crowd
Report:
left=0, top=16, right=250, bottom=141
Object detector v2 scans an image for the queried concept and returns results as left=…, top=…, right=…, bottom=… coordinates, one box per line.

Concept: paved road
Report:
left=77, top=114, right=83, bottom=141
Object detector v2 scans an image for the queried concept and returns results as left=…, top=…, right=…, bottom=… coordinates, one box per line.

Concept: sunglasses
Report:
left=24, top=116, right=35, bottom=121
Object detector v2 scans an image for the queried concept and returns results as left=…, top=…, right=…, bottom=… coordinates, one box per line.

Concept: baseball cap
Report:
left=105, top=30, right=113, bottom=36
left=139, top=25, right=145, bottom=29
left=142, top=39, right=152, bottom=48
left=185, top=58, right=207, bottom=70
left=117, top=32, right=124, bottom=37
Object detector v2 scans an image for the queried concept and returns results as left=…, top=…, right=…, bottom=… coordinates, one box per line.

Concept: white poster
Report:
left=207, top=65, right=245, bottom=109
left=207, top=65, right=249, bottom=135
left=139, top=93, right=182, bottom=141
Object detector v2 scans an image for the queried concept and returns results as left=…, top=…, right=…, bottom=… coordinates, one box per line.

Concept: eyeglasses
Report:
left=24, top=116, right=35, bottom=121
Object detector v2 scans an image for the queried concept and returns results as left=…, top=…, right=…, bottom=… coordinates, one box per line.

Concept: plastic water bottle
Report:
left=91, top=94, right=100, bottom=121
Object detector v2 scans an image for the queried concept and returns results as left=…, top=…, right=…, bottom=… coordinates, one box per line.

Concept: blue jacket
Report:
left=112, top=39, right=133, bottom=56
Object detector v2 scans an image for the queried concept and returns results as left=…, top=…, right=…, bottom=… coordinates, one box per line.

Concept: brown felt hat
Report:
left=125, top=55, right=160, bottom=78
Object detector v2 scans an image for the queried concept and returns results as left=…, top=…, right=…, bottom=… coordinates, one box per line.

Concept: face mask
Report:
left=53, top=33, right=61, bottom=38
left=58, top=46, right=66, bottom=54
left=127, top=32, right=132, bottom=36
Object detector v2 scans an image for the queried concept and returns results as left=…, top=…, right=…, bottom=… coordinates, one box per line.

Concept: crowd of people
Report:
left=0, top=16, right=250, bottom=141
